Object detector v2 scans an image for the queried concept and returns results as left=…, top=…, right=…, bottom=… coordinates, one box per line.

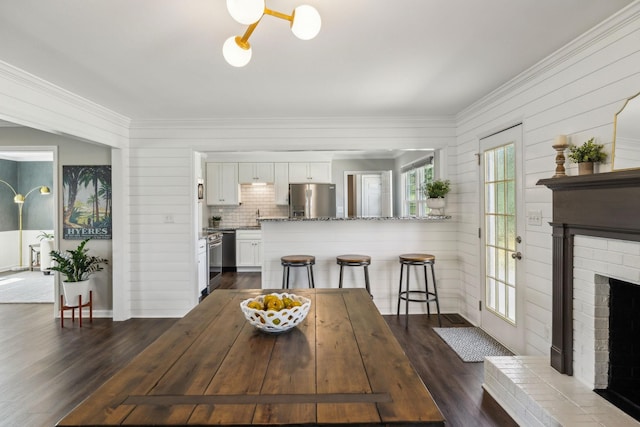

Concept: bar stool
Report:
left=396, top=253, right=441, bottom=328
left=281, top=255, right=316, bottom=289
left=336, top=254, right=372, bottom=297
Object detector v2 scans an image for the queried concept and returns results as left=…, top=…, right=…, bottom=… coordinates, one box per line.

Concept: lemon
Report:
left=247, top=301, right=263, bottom=310
left=266, top=298, right=284, bottom=311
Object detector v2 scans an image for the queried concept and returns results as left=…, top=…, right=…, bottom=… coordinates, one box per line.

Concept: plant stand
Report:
left=60, top=290, right=93, bottom=328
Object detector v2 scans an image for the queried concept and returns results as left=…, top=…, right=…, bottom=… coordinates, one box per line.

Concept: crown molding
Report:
left=457, top=0, right=640, bottom=120
left=130, top=116, right=456, bottom=131
left=0, top=60, right=130, bottom=128
left=0, top=60, right=130, bottom=147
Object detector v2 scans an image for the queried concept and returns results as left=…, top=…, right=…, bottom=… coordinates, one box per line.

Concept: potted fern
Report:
left=568, top=137, right=607, bottom=175
left=425, top=179, right=451, bottom=215
left=49, top=238, right=108, bottom=306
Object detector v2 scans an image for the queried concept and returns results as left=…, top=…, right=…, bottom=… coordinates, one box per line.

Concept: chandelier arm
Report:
left=238, top=19, right=261, bottom=47
left=0, top=179, right=18, bottom=196
left=263, top=7, right=293, bottom=23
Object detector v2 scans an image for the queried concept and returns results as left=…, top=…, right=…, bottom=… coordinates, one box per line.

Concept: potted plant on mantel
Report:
left=425, top=179, right=451, bottom=215
left=49, top=238, right=108, bottom=306
left=568, top=137, right=607, bottom=175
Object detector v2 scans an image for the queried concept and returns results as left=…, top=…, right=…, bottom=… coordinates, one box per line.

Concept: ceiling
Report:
left=0, top=0, right=634, bottom=121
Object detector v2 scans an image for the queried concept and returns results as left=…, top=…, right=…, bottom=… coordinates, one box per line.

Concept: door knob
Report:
left=511, top=252, right=522, bottom=260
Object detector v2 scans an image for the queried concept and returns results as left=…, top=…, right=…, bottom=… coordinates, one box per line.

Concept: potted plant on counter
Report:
left=209, top=216, right=222, bottom=228
left=568, top=137, right=607, bottom=175
left=425, top=179, right=451, bottom=215
left=49, top=238, right=108, bottom=306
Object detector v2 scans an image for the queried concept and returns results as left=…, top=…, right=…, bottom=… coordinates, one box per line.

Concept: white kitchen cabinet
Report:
left=197, top=238, right=208, bottom=292
left=236, top=229, right=262, bottom=271
left=274, top=162, right=289, bottom=205
left=206, top=162, right=240, bottom=205
left=238, top=162, right=275, bottom=184
left=288, top=162, right=331, bottom=183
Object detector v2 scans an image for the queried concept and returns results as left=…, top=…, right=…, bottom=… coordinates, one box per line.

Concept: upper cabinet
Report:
left=206, top=162, right=241, bottom=205
left=288, top=162, right=332, bottom=183
left=238, top=162, right=275, bottom=184
left=274, top=162, right=289, bottom=205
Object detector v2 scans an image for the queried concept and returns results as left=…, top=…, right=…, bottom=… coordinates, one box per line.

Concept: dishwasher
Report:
left=221, top=230, right=236, bottom=272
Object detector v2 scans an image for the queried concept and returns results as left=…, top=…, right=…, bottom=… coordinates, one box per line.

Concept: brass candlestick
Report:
left=552, top=135, right=569, bottom=178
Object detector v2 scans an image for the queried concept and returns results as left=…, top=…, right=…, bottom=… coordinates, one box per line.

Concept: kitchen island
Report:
left=57, top=288, right=445, bottom=426
left=259, top=216, right=457, bottom=315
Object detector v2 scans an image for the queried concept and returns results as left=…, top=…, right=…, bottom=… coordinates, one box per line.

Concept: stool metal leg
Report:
left=338, top=264, right=344, bottom=288
left=364, top=264, right=371, bottom=297
left=405, top=265, right=411, bottom=328
left=282, top=265, right=287, bottom=289
left=430, top=263, right=442, bottom=326
left=424, top=265, right=431, bottom=316
left=397, top=263, right=404, bottom=316
left=309, top=265, right=315, bottom=288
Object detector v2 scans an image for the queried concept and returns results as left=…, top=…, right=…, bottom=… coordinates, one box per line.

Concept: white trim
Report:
left=0, top=60, right=130, bottom=148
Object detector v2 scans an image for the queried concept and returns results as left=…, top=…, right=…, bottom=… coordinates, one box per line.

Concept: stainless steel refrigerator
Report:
left=289, top=183, right=336, bottom=218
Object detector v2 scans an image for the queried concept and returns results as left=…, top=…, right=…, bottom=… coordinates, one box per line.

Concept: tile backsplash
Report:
left=208, top=184, right=288, bottom=228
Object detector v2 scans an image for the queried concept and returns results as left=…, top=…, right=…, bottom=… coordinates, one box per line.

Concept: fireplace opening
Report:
left=594, top=278, right=640, bottom=422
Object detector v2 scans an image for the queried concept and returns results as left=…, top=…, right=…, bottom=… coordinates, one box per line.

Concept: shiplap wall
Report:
left=129, top=118, right=456, bottom=317
left=453, top=3, right=640, bottom=355
left=261, top=219, right=460, bottom=316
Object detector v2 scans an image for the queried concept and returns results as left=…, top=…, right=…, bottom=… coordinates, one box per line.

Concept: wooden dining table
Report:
left=57, top=288, right=445, bottom=426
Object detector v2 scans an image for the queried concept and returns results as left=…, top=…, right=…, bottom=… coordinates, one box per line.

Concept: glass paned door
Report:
left=484, top=144, right=516, bottom=322
left=480, top=125, right=524, bottom=354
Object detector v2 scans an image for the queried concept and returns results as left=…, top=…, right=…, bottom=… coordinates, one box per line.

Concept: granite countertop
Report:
left=203, top=225, right=262, bottom=234
left=259, top=215, right=452, bottom=222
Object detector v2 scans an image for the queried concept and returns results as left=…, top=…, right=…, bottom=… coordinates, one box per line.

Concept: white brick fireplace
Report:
left=572, top=235, right=640, bottom=390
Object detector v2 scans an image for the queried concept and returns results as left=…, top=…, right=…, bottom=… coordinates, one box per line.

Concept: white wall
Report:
left=127, top=118, right=456, bottom=317
left=261, top=219, right=460, bottom=315
left=453, top=3, right=640, bottom=355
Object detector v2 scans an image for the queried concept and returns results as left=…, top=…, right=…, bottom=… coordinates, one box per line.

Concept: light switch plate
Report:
left=527, top=210, right=542, bottom=226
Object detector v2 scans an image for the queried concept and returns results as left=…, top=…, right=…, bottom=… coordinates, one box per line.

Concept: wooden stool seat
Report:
left=336, top=254, right=371, bottom=264
left=336, top=254, right=372, bottom=296
left=397, top=253, right=441, bottom=327
left=281, top=255, right=316, bottom=289
left=281, top=255, right=315, bottom=265
left=399, top=253, right=435, bottom=263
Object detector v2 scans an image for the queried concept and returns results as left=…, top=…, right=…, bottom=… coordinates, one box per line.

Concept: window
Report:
left=401, top=157, right=433, bottom=217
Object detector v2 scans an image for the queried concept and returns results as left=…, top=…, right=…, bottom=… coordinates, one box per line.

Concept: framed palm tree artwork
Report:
left=62, top=165, right=112, bottom=240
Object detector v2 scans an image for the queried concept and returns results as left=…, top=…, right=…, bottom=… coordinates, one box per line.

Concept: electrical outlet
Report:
left=527, top=210, right=542, bottom=226
left=163, top=214, right=174, bottom=223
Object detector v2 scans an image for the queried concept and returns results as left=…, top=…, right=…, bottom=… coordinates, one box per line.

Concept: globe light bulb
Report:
left=291, top=5, right=321, bottom=40
left=226, top=0, right=265, bottom=25
left=223, top=36, right=252, bottom=67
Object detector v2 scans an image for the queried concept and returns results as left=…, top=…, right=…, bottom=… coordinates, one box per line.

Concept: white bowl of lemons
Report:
left=240, top=292, right=311, bottom=334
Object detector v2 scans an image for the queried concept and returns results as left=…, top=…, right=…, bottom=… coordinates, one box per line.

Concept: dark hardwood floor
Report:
left=0, top=272, right=516, bottom=427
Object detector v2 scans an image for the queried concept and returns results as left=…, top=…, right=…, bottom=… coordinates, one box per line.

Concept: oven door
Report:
left=208, top=236, right=223, bottom=292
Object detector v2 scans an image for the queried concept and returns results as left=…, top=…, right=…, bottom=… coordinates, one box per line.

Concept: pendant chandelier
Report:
left=224, top=0, right=321, bottom=67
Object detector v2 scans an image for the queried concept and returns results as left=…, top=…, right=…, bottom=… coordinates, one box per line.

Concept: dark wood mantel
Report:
left=538, top=169, right=640, bottom=374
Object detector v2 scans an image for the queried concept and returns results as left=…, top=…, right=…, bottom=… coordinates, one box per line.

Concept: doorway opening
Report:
left=344, top=170, right=392, bottom=218
left=0, top=149, right=56, bottom=303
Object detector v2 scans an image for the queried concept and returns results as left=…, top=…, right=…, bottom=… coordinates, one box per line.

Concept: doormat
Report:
left=433, top=327, right=513, bottom=362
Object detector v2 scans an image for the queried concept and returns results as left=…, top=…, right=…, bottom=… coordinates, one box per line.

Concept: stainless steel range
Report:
left=207, top=232, right=223, bottom=293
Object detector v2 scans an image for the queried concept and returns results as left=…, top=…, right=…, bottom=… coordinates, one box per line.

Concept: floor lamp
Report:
left=0, top=179, right=51, bottom=270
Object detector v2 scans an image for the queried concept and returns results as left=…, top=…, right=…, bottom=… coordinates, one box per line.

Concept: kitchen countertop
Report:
left=259, top=215, right=451, bottom=222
